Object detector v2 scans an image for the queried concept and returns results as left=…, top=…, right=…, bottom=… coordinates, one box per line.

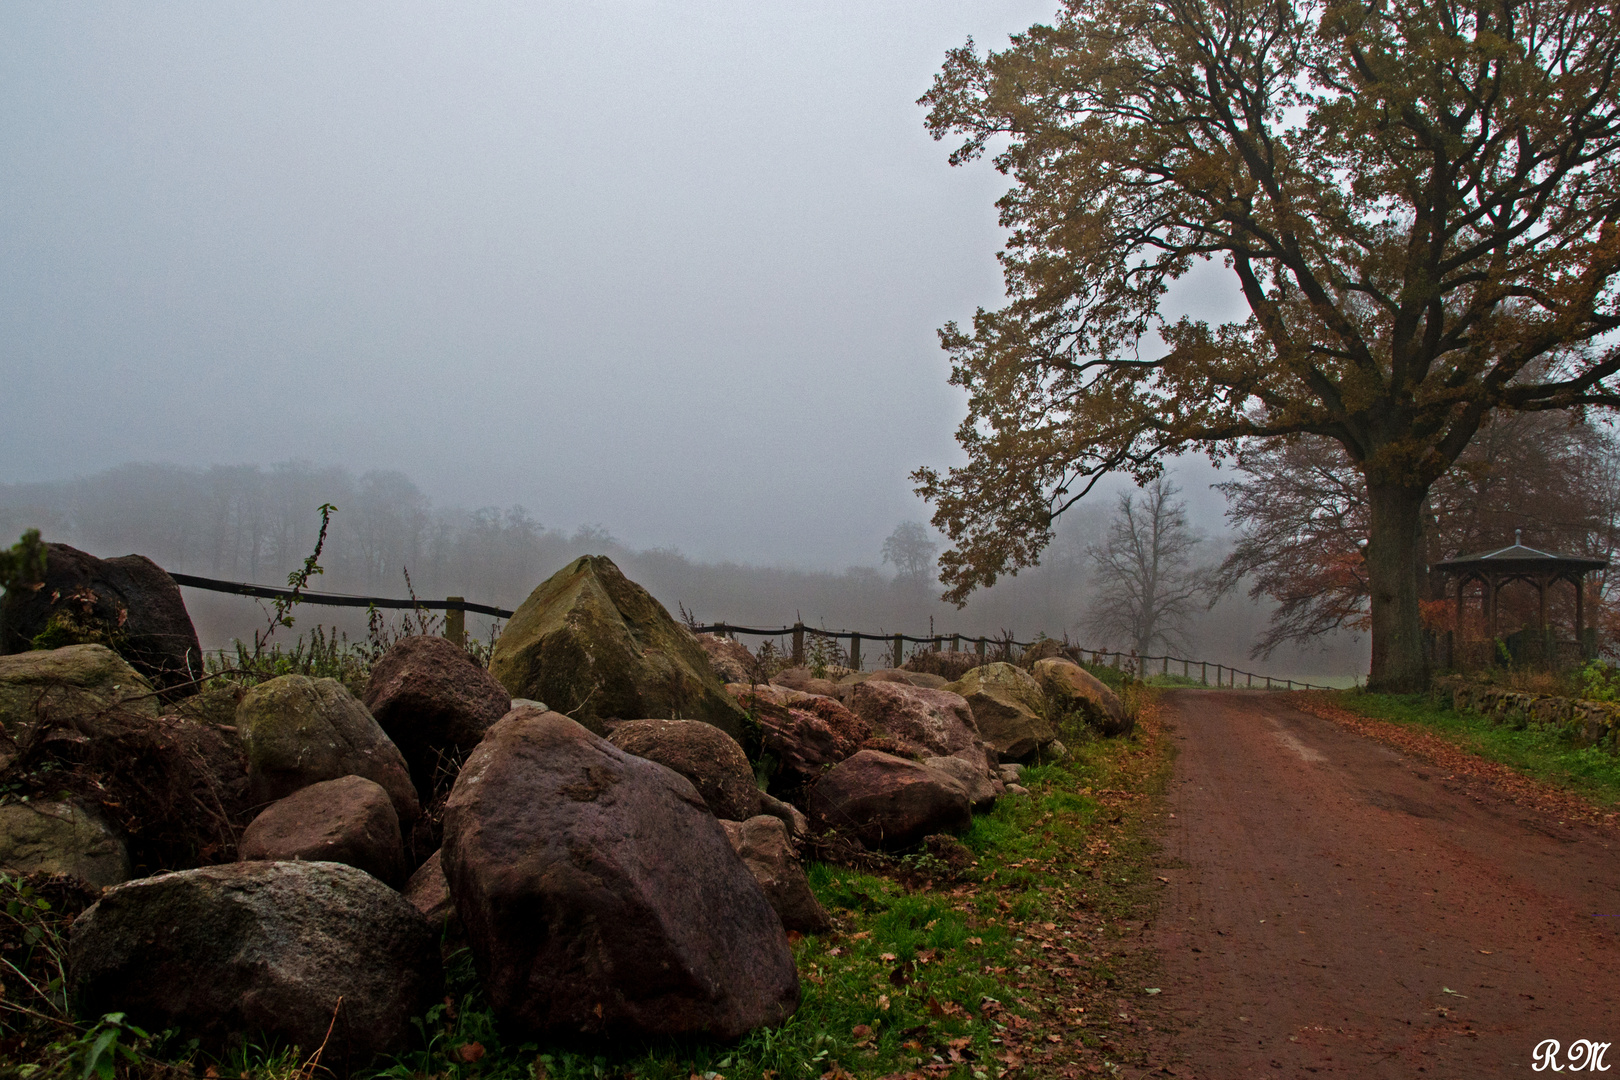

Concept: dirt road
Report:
left=1146, top=690, right=1620, bottom=1077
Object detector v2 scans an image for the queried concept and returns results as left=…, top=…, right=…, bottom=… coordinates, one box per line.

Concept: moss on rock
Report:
left=490, top=556, right=751, bottom=747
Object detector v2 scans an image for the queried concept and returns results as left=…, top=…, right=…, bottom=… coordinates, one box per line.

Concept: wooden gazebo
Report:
left=1432, top=530, right=1607, bottom=656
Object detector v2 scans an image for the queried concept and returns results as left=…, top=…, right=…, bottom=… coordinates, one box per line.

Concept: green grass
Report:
left=1335, top=690, right=1620, bottom=807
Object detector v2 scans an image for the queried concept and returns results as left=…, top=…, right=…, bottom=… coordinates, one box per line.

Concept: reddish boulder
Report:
left=606, top=718, right=758, bottom=821
left=848, top=682, right=985, bottom=764
left=697, top=634, right=756, bottom=684
left=441, top=707, right=798, bottom=1040
left=720, top=816, right=830, bottom=934
left=770, top=667, right=842, bottom=697
left=733, top=689, right=869, bottom=787
left=363, top=635, right=510, bottom=796
left=808, top=750, right=971, bottom=850
left=403, top=849, right=460, bottom=940
left=238, top=775, right=405, bottom=887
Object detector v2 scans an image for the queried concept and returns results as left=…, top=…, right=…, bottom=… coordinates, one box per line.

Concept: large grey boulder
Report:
left=236, top=675, right=418, bottom=823
left=362, top=635, right=510, bottom=797
left=808, top=750, right=972, bottom=850
left=238, top=775, right=406, bottom=887
left=442, top=706, right=798, bottom=1040
left=720, top=815, right=830, bottom=934
left=923, top=755, right=1003, bottom=812
left=1031, top=658, right=1132, bottom=737
left=0, top=544, right=201, bottom=692
left=606, top=718, right=758, bottom=821
left=0, top=801, right=129, bottom=888
left=945, top=663, right=1055, bottom=762
left=68, top=861, right=441, bottom=1063
left=696, top=634, right=755, bottom=684
left=490, top=556, right=750, bottom=742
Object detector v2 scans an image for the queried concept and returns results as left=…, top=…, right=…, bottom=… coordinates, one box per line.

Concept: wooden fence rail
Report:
left=165, top=571, right=1334, bottom=691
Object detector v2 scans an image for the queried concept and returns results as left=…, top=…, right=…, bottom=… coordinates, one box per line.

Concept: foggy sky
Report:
left=1, top=2, right=1253, bottom=569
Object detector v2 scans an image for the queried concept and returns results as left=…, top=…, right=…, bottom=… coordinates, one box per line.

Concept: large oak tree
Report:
left=914, top=0, right=1620, bottom=689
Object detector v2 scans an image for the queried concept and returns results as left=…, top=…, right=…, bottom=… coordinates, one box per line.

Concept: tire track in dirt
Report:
left=1143, top=690, right=1620, bottom=1078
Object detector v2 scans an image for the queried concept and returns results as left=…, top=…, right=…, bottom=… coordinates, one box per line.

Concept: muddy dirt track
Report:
left=1144, top=690, right=1620, bottom=1078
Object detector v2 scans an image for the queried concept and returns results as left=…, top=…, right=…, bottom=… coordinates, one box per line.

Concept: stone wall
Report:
left=1432, top=675, right=1620, bottom=753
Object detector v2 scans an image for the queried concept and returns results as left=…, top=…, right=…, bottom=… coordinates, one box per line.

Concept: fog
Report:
left=0, top=3, right=1370, bottom=679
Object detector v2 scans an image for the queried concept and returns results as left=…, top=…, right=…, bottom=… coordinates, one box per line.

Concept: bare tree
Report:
left=1086, top=478, right=1210, bottom=657
left=882, top=521, right=939, bottom=583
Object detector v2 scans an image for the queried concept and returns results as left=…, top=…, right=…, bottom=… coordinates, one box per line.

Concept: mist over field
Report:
left=0, top=3, right=1369, bottom=680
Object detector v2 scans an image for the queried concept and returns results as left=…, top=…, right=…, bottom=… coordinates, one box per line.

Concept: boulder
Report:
left=923, top=756, right=1003, bottom=812
left=362, top=635, right=510, bottom=796
left=0, top=801, right=129, bottom=888
left=489, top=556, right=750, bottom=743
left=1032, top=658, right=1132, bottom=737
left=720, top=816, right=830, bottom=934
left=697, top=634, right=756, bottom=684
left=847, top=681, right=987, bottom=767
left=864, top=668, right=949, bottom=690
left=68, top=861, right=441, bottom=1063
left=1021, top=639, right=1073, bottom=664
left=757, top=790, right=811, bottom=838
left=0, top=645, right=159, bottom=750
left=441, top=706, right=798, bottom=1040
left=606, top=718, right=758, bottom=821
left=945, top=663, right=1055, bottom=762
left=808, top=750, right=972, bottom=850
left=403, top=849, right=460, bottom=939
left=236, top=675, right=418, bottom=823
left=770, top=667, right=842, bottom=698
left=902, top=651, right=985, bottom=683
left=731, top=689, right=868, bottom=788
left=238, top=776, right=406, bottom=887
left=0, top=544, right=201, bottom=692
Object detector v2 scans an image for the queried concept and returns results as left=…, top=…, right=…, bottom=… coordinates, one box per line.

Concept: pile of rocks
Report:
left=0, top=547, right=1132, bottom=1063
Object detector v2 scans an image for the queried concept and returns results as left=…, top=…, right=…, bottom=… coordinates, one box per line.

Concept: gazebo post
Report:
left=1575, top=573, right=1585, bottom=642
left=1537, top=575, right=1548, bottom=629
left=1485, top=578, right=1496, bottom=637
left=1455, top=576, right=1466, bottom=639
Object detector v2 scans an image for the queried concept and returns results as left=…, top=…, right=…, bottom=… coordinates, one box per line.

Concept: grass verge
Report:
left=1299, top=690, right=1620, bottom=814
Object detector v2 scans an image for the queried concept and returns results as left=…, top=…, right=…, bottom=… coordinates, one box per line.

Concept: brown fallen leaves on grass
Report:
left=863, top=698, right=1178, bottom=1079
left=1293, top=692, right=1620, bottom=829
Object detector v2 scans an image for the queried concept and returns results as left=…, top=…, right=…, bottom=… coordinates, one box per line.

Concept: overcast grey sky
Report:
left=0, top=2, right=1248, bottom=568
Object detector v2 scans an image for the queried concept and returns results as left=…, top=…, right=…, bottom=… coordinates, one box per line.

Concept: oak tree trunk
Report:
left=1365, top=482, right=1429, bottom=692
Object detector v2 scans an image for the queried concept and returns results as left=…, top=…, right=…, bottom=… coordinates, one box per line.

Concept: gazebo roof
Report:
left=1432, top=530, right=1608, bottom=575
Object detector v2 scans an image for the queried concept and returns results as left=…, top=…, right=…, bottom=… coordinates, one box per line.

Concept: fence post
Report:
left=951, top=633, right=961, bottom=652
left=1216, top=664, right=1222, bottom=686
left=445, top=597, right=466, bottom=648
left=849, top=632, right=862, bottom=672
left=1113, top=651, right=1122, bottom=669
left=977, top=637, right=987, bottom=665
left=1286, top=679, right=1293, bottom=690
left=1201, top=661, right=1207, bottom=685
left=893, top=633, right=904, bottom=668
left=933, top=635, right=942, bottom=653
left=1162, top=655, right=1168, bottom=675
left=1247, top=672, right=1252, bottom=687
left=792, top=623, right=805, bottom=667
left=1183, top=658, right=1189, bottom=677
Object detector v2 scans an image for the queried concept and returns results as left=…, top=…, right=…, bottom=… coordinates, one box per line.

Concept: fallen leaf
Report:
left=878, top=993, right=890, bottom=1010
left=455, top=1042, right=486, bottom=1063
left=1046, top=1034, right=1062, bottom=1044
left=1144, top=987, right=1162, bottom=995
left=966, top=937, right=983, bottom=946
left=880, top=952, right=898, bottom=962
